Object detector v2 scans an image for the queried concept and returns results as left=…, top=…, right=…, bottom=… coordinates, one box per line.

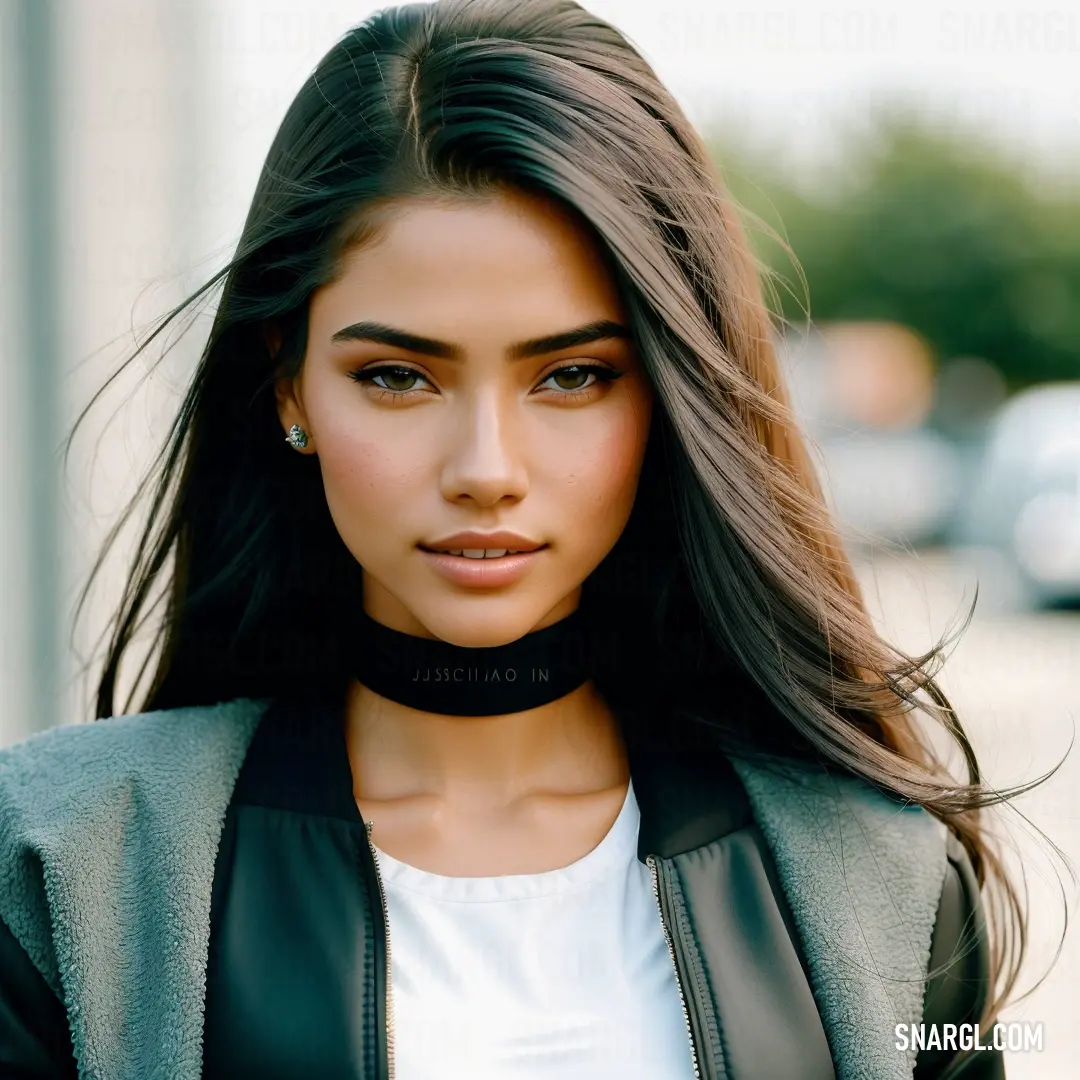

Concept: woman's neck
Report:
left=343, top=676, right=629, bottom=813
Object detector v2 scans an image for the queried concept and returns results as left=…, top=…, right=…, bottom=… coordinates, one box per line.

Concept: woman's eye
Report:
left=539, top=364, right=622, bottom=396
left=348, top=365, right=429, bottom=395
left=543, top=366, right=593, bottom=392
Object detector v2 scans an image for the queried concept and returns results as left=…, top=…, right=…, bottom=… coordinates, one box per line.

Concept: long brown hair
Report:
left=71, top=0, right=1033, bottom=1024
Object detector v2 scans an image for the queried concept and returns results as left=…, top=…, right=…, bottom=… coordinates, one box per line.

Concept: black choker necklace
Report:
left=353, top=609, right=593, bottom=716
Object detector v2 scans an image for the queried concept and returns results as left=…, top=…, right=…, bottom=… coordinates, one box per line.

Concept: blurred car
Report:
left=778, top=324, right=963, bottom=549
left=950, top=382, right=1080, bottom=609
left=813, top=428, right=962, bottom=549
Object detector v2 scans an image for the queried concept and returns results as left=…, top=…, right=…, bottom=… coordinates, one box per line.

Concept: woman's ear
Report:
left=266, top=321, right=316, bottom=454
left=275, top=376, right=315, bottom=454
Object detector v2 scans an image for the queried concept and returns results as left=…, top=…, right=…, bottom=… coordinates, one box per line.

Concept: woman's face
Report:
left=276, top=187, right=653, bottom=645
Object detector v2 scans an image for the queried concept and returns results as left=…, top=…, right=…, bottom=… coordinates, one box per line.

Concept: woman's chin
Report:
left=403, top=599, right=576, bottom=649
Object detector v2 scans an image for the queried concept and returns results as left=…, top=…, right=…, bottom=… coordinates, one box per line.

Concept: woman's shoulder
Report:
left=0, top=698, right=270, bottom=1003
left=726, top=752, right=948, bottom=850
left=0, top=697, right=268, bottom=821
left=631, top=737, right=948, bottom=859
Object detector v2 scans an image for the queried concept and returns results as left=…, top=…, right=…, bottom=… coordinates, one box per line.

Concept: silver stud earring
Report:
left=285, top=424, right=309, bottom=450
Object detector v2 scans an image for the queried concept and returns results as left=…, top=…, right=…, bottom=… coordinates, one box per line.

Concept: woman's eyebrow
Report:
left=329, top=319, right=631, bottom=360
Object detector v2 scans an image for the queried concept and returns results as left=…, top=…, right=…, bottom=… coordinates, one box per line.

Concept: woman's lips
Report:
left=418, top=546, right=547, bottom=587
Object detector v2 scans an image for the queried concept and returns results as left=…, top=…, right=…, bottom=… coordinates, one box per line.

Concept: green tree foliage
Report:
left=709, top=111, right=1080, bottom=388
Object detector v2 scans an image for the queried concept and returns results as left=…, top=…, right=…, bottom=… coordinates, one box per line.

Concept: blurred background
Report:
left=1, top=0, right=1078, bottom=1073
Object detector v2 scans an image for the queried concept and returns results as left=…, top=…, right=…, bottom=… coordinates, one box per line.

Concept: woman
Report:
left=0, top=1, right=1024, bottom=1077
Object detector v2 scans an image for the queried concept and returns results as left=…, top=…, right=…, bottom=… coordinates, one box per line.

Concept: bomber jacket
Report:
left=0, top=694, right=1002, bottom=1079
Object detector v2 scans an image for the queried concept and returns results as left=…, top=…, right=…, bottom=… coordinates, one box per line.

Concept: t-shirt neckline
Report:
left=370, top=778, right=638, bottom=903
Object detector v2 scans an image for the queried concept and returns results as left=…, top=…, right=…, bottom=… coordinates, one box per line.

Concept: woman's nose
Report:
left=437, top=392, right=530, bottom=507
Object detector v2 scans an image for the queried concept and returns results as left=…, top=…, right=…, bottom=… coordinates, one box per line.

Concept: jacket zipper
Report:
left=365, top=820, right=396, bottom=1080
left=647, top=854, right=702, bottom=1080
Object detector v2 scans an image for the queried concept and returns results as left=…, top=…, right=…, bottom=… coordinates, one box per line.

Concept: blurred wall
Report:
left=0, top=2, right=37, bottom=745
left=59, top=0, right=208, bottom=729
left=1, top=0, right=204, bottom=743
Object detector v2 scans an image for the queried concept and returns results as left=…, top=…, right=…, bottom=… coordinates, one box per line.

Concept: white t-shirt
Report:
left=371, top=778, right=698, bottom=1078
